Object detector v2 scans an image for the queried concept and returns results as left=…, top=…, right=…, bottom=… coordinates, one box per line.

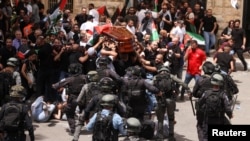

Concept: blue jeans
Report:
left=31, top=96, right=55, bottom=122
left=203, top=31, right=216, bottom=54
left=59, top=71, right=69, bottom=81
left=181, top=73, right=201, bottom=96
left=145, top=73, right=157, bottom=113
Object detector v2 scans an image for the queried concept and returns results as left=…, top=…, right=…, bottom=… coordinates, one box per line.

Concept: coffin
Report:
left=102, top=26, right=135, bottom=53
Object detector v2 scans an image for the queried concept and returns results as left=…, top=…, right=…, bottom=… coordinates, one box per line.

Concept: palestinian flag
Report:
left=184, top=31, right=205, bottom=46
left=49, top=0, right=67, bottom=24
left=47, top=0, right=67, bottom=35
left=111, top=7, right=120, bottom=24
left=150, top=21, right=159, bottom=41
left=120, top=0, right=130, bottom=17
left=94, top=23, right=112, bottom=34
left=154, top=0, right=158, bottom=12
left=87, top=23, right=112, bottom=46
left=97, top=6, right=110, bottom=17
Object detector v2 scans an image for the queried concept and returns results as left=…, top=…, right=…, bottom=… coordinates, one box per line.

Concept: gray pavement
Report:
left=27, top=54, right=250, bottom=141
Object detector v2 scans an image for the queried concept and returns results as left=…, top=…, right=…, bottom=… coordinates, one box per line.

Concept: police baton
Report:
left=189, top=94, right=196, bottom=116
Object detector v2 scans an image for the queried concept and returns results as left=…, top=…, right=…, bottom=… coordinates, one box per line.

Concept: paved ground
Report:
left=26, top=54, right=250, bottom=141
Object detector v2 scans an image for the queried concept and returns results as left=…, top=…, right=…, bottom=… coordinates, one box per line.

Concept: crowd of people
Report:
left=0, top=0, right=244, bottom=141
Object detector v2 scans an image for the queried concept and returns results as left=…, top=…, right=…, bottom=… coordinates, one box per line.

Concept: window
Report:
left=48, top=0, right=73, bottom=12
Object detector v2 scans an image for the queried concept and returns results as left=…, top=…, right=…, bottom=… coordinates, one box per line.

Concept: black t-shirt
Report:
left=0, top=16, right=7, bottom=33
left=68, top=51, right=82, bottom=64
left=194, top=10, right=204, bottom=29
left=37, top=43, right=53, bottom=70
left=216, top=52, right=233, bottom=73
left=75, top=14, right=88, bottom=27
left=166, top=45, right=182, bottom=73
left=231, top=28, right=245, bottom=48
left=82, top=55, right=97, bottom=74
left=59, top=51, right=70, bottom=72
left=202, top=16, right=217, bottom=32
left=144, top=49, right=157, bottom=62
left=163, top=14, right=173, bottom=33
left=0, top=46, right=16, bottom=67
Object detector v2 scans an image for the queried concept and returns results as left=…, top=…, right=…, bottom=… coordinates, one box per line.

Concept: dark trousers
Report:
left=65, top=95, right=78, bottom=133
left=36, top=69, right=57, bottom=102
left=235, top=48, right=247, bottom=70
left=4, top=132, right=26, bottom=141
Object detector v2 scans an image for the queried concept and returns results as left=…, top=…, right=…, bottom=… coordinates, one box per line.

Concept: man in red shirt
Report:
left=180, top=40, right=206, bottom=100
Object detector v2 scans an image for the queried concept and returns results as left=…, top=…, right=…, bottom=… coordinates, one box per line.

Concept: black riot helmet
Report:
left=157, top=66, right=171, bottom=74
left=131, top=65, right=142, bottom=77
left=68, top=63, right=82, bottom=74
left=99, top=77, right=115, bottom=92
left=96, top=56, right=111, bottom=68
left=202, top=61, right=215, bottom=75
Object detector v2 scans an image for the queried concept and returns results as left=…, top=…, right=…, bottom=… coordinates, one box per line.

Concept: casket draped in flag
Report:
left=102, top=26, right=135, bottom=53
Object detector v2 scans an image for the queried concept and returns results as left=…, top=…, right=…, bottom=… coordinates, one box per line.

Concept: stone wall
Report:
left=206, top=0, right=243, bottom=35
left=41, top=0, right=244, bottom=35
left=40, top=0, right=125, bottom=18
left=72, top=0, right=125, bottom=17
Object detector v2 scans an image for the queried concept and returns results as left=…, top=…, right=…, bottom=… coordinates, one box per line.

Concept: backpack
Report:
left=0, top=72, right=15, bottom=106
left=97, top=68, right=109, bottom=80
left=0, top=103, right=23, bottom=131
left=202, top=90, right=223, bottom=118
left=84, top=82, right=101, bottom=106
left=139, top=120, right=155, bottom=140
left=67, top=74, right=87, bottom=95
left=93, top=111, right=115, bottom=141
left=127, top=78, right=144, bottom=99
left=153, top=73, right=173, bottom=97
left=193, top=75, right=212, bottom=98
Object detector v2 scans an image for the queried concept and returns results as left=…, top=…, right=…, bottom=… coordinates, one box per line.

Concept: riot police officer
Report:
left=192, top=61, right=215, bottom=141
left=122, top=65, right=161, bottom=121
left=0, top=85, right=35, bottom=141
left=153, top=66, right=191, bottom=141
left=198, top=73, right=233, bottom=141
left=52, top=63, right=88, bottom=135
left=123, top=117, right=145, bottom=141
left=86, top=94, right=126, bottom=141
left=96, top=56, right=123, bottom=91
left=73, top=71, right=100, bottom=141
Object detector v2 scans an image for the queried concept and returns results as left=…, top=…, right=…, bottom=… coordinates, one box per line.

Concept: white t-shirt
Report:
left=25, top=4, right=32, bottom=15
left=126, top=25, right=135, bottom=35
left=170, top=26, right=186, bottom=43
left=136, top=9, right=146, bottom=25
left=80, top=21, right=95, bottom=32
left=89, top=9, right=99, bottom=24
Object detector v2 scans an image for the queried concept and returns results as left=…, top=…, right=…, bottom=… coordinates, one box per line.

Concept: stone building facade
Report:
left=206, top=0, right=243, bottom=32
left=41, top=0, right=244, bottom=31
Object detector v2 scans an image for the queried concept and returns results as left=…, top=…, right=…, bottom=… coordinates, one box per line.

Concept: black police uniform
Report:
left=0, top=101, right=35, bottom=141
left=52, top=73, right=88, bottom=134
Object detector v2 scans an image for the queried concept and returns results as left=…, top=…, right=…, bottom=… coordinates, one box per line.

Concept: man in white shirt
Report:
left=88, top=3, right=99, bottom=25
left=170, top=20, right=186, bottom=43
left=80, top=15, right=95, bottom=33
left=126, top=19, right=136, bottom=35
left=24, top=0, right=33, bottom=17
